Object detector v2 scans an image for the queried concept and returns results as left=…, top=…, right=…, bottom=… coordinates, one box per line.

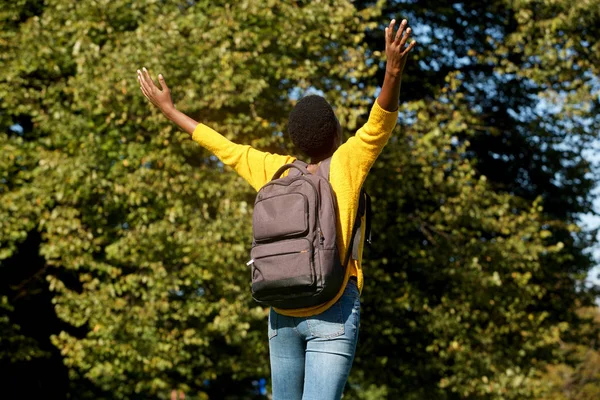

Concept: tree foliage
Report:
left=0, top=0, right=598, bottom=399
left=350, top=0, right=600, bottom=398
left=542, top=308, right=600, bottom=400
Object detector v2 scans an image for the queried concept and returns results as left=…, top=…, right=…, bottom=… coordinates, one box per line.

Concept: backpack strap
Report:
left=350, top=189, right=374, bottom=259
left=288, top=159, right=309, bottom=178
left=315, top=158, right=371, bottom=266
left=315, top=158, right=332, bottom=180
left=364, top=191, right=372, bottom=246
left=271, top=160, right=310, bottom=180
left=290, top=158, right=330, bottom=179
left=345, top=204, right=362, bottom=267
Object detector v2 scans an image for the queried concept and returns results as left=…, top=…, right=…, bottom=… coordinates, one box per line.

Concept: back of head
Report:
left=288, top=95, right=338, bottom=159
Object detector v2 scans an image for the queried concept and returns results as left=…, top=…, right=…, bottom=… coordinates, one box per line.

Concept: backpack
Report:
left=247, top=158, right=371, bottom=309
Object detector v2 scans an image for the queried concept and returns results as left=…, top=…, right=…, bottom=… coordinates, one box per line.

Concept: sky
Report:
left=581, top=148, right=600, bottom=293
left=581, top=214, right=600, bottom=285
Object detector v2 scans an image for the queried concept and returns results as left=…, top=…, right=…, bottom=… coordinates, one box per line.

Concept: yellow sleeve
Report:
left=192, top=124, right=295, bottom=191
left=331, top=100, right=399, bottom=196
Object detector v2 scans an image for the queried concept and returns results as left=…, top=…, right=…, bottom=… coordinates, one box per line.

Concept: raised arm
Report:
left=378, top=19, right=417, bottom=112
left=136, top=68, right=294, bottom=190
left=137, top=68, right=198, bottom=134
left=332, top=18, right=416, bottom=190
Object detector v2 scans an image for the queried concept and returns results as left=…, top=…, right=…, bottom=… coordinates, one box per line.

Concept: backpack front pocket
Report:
left=253, top=192, right=309, bottom=242
left=250, top=238, right=315, bottom=296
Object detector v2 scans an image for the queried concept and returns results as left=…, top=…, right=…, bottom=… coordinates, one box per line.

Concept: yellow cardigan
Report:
left=192, top=100, right=398, bottom=317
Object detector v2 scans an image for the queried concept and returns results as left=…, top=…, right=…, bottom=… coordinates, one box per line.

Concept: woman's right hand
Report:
left=137, top=67, right=175, bottom=114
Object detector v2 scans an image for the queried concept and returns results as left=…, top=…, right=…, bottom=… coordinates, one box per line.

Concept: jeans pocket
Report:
left=307, top=303, right=344, bottom=339
left=268, top=308, right=278, bottom=339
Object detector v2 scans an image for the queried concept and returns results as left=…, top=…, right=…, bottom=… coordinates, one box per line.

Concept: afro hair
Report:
left=287, top=95, right=339, bottom=158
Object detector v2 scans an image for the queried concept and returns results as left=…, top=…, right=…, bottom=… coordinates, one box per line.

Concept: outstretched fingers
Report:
left=158, top=74, right=169, bottom=92
left=138, top=78, right=150, bottom=100
left=402, top=39, right=417, bottom=56
left=136, top=67, right=174, bottom=112
left=398, top=27, right=411, bottom=48
left=141, top=67, right=157, bottom=89
left=137, top=70, right=146, bottom=91
left=394, top=19, right=408, bottom=44
left=386, top=18, right=417, bottom=54
left=137, top=69, right=157, bottom=104
left=137, top=69, right=149, bottom=92
left=385, top=19, right=396, bottom=45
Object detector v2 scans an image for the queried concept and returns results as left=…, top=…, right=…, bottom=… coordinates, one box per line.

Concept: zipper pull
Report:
left=318, top=228, right=325, bottom=245
left=246, top=259, right=255, bottom=266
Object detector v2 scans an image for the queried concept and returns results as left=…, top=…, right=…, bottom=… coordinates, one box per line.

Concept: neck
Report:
left=309, top=152, right=333, bottom=165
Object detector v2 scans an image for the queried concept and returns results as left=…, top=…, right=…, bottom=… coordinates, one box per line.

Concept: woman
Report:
left=138, top=18, right=416, bottom=400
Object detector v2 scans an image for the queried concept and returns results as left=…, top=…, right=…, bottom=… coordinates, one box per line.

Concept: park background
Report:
left=1, top=0, right=600, bottom=399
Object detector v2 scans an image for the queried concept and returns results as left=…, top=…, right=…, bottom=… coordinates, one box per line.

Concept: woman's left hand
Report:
left=137, top=67, right=174, bottom=114
left=384, top=19, right=417, bottom=78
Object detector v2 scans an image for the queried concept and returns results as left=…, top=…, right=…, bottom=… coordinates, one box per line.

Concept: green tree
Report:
left=1, top=0, right=598, bottom=399
left=1, top=0, right=383, bottom=398
left=542, top=307, right=600, bottom=400
left=348, top=0, right=600, bottom=398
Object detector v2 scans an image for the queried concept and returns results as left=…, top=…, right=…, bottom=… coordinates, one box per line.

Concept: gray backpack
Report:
left=248, top=158, right=370, bottom=309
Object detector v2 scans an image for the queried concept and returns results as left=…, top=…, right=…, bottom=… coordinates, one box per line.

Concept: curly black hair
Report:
left=287, top=95, right=339, bottom=158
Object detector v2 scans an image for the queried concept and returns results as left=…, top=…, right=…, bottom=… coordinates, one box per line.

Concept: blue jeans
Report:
left=268, top=280, right=360, bottom=400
